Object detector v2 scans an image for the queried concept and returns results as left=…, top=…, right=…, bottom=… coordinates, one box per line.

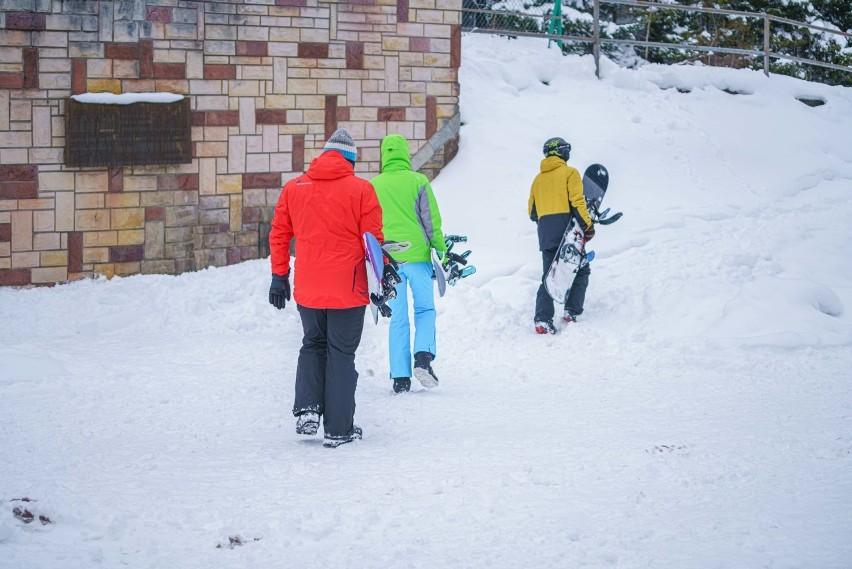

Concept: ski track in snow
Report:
left=2, top=35, right=852, bottom=568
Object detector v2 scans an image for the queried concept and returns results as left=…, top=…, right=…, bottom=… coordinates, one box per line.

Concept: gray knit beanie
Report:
left=323, top=128, right=357, bottom=165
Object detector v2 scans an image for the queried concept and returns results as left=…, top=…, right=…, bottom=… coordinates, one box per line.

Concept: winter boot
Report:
left=413, top=351, right=439, bottom=388
left=535, top=320, right=558, bottom=335
left=562, top=310, right=577, bottom=323
left=296, top=412, right=320, bottom=436
left=323, top=425, right=363, bottom=448
left=393, top=377, right=411, bottom=393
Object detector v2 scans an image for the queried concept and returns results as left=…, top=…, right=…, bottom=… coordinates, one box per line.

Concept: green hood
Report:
left=380, top=134, right=412, bottom=173
left=371, top=134, right=446, bottom=263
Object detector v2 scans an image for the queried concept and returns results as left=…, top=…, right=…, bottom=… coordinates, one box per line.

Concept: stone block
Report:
left=86, top=79, right=121, bottom=94
left=165, top=226, right=192, bottom=243
left=10, top=210, right=33, bottom=252
left=40, top=250, right=68, bottom=267
left=83, top=247, right=109, bottom=264
left=33, top=210, right=54, bottom=232
left=194, top=248, right=227, bottom=269
left=75, top=171, right=108, bottom=193
left=106, top=193, right=140, bottom=208
left=30, top=266, right=67, bottom=283
left=142, top=259, right=176, bottom=274
left=54, top=192, right=74, bottom=232
left=166, top=205, right=198, bottom=227
left=0, top=267, right=30, bottom=285
left=205, top=40, right=236, bottom=56
left=83, top=230, right=117, bottom=247
left=117, top=229, right=145, bottom=245
left=113, top=261, right=141, bottom=276
left=246, top=154, right=270, bottom=173
left=75, top=210, right=111, bottom=231
left=216, top=174, right=242, bottom=194
left=12, top=251, right=40, bottom=268
left=109, top=244, right=144, bottom=263
left=111, top=208, right=145, bottom=230
left=33, top=232, right=60, bottom=251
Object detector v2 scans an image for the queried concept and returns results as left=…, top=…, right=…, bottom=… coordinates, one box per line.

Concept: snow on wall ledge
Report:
left=70, top=93, right=185, bottom=104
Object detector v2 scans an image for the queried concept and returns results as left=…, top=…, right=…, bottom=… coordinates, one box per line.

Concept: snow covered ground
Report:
left=2, top=35, right=852, bottom=568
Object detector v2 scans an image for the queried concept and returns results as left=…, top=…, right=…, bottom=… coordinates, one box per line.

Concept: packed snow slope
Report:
left=2, top=35, right=852, bottom=568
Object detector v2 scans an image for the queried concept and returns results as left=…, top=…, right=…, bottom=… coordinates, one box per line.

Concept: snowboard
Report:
left=543, top=164, right=612, bottom=303
left=364, top=231, right=386, bottom=324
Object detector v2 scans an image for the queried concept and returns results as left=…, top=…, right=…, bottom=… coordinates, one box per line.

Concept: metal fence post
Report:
left=763, top=15, right=770, bottom=76
left=593, top=0, right=601, bottom=78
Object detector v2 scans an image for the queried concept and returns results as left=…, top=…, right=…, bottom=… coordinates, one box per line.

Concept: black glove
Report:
left=268, top=273, right=290, bottom=310
left=583, top=225, right=596, bottom=242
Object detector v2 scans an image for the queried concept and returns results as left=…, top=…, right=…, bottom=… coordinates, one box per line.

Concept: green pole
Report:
left=548, top=1, right=563, bottom=49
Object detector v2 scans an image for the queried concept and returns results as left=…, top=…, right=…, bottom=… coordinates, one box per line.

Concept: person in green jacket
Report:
left=371, top=134, right=447, bottom=393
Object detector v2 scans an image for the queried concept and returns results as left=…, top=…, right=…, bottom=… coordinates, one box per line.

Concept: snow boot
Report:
left=323, top=425, right=363, bottom=448
left=296, top=412, right=320, bottom=436
left=535, top=320, right=558, bottom=335
left=562, top=310, right=577, bottom=323
left=413, top=351, right=439, bottom=388
left=393, top=377, right=411, bottom=393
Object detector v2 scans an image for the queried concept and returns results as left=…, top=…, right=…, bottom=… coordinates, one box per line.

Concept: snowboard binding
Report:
left=370, top=252, right=402, bottom=318
left=441, top=235, right=477, bottom=285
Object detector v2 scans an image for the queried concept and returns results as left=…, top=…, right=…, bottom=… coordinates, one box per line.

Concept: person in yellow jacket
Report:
left=528, top=137, right=595, bottom=334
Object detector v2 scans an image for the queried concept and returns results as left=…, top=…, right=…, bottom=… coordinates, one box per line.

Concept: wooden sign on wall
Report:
left=64, top=98, right=192, bottom=168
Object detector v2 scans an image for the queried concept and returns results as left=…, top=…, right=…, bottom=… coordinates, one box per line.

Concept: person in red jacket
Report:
left=268, top=129, right=383, bottom=449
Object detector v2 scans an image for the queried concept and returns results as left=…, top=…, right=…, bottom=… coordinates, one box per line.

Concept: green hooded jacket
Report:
left=371, top=134, right=447, bottom=263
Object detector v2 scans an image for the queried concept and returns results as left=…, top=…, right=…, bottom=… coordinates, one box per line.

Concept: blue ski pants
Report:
left=386, top=261, right=437, bottom=379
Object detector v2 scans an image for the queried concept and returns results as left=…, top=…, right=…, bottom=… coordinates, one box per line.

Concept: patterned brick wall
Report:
left=0, top=0, right=461, bottom=286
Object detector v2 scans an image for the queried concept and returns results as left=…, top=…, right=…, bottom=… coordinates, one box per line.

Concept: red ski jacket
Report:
left=269, top=150, right=384, bottom=309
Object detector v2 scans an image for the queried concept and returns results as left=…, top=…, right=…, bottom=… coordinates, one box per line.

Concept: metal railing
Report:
left=462, top=0, right=852, bottom=80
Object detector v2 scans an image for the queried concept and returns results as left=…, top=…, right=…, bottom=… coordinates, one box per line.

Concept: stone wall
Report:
left=0, top=0, right=461, bottom=286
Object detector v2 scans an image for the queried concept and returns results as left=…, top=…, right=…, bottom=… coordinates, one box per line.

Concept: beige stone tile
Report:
left=39, top=171, right=75, bottom=191
left=196, top=142, right=228, bottom=157
left=75, top=193, right=104, bottom=210
left=87, top=79, right=121, bottom=94
left=123, top=175, right=159, bottom=192
left=75, top=171, right=108, bottom=193
left=105, top=193, right=140, bottom=208
left=229, top=195, right=242, bottom=232
left=34, top=232, right=61, bottom=251
left=111, top=208, right=145, bottom=230
left=10, top=99, right=32, bottom=121
left=216, top=174, right=242, bottom=194
left=75, top=210, right=111, bottom=231
left=41, top=250, right=68, bottom=267
left=31, top=266, right=68, bottom=283
left=33, top=210, right=55, bottom=232
left=83, top=231, right=117, bottom=247
left=84, top=247, right=110, bottom=263
left=118, top=229, right=145, bottom=245
left=93, top=263, right=116, bottom=279
left=12, top=251, right=39, bottom=268
left=11, top=211, right=33, bottom=252
left=18, top=198, right=54, bottom=211
left=87, top=59, right=113, bottom=78
left=1, top=148, right=28, bottom=164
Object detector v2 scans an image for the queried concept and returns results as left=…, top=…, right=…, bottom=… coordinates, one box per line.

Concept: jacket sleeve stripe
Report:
left=414, top=184, right=435, bottom=243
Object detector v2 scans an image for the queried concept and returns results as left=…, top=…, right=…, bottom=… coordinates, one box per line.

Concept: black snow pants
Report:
left=534, top=248, right=591, bottom=323
left=293, top=305, right=366, bottom=437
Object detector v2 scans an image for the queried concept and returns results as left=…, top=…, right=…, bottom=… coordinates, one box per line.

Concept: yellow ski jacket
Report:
left=528, top=156, right=593, bottom=251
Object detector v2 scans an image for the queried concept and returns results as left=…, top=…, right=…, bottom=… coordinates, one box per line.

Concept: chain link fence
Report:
left=461, top=0, right=852, bottom=85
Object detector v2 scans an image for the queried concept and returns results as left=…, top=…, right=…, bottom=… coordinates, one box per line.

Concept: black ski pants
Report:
left=293, top=305, right=366, bottom=437
left=534, top=248, right=591, bottom=323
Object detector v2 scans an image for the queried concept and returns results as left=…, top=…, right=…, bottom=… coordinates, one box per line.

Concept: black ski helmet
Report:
left=543, top=137, right=571, bottom=161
